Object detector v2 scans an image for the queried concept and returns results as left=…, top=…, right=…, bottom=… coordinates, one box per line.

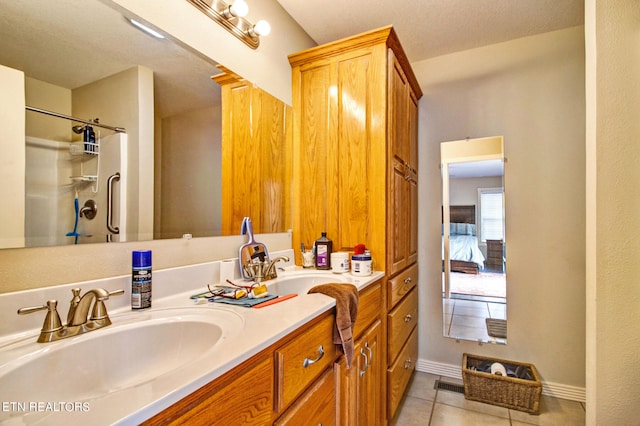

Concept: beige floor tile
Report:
left=430, top=402, right=511, bottom=425
left=509, top=396, right=585, bottom=425
left=436, top=388, right=510, bottom=419
left=453, top=304, right=489, bottom=318
left=390, top=395, right=434, bottom=426
left=406, top=371, right=439, bottom=401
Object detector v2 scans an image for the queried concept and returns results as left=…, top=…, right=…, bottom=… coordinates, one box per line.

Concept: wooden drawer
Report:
left=387, top=328, right=418, bottom=420
left=353, top=279, right=382, bottom=339
left=275, top=368, right=336, bottom=425
left=387, top=287, right=418, bottom=364
left=144, top=354, right=274, bottom=425
left=387, top=263, right=418, bottom=310
left=275, top=313, right=337, bottom=412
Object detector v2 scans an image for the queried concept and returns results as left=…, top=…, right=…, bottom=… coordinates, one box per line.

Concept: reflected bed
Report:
left=444, top=205, right=485, bottom=274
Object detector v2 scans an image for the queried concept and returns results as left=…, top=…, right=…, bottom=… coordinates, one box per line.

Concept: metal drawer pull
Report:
left=365, top=341, right=374, bottom=364
left=303, top=345, right=324, bottom=368
left=359, top=347, right=369, bottom=377
left=404, top=277, right=412, bottom=284
left=404, top=358, right=412, bottom=369
left=404, top=314, right=413, bottom=323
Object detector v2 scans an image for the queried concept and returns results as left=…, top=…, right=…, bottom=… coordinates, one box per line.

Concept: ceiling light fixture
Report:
left=187, top=0, right=270, bottom=49
left=129, top=19, right=165, bottom=39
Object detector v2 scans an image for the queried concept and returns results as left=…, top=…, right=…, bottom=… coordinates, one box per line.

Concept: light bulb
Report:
left=229, top=0, right=249, bottom=17
left=253, top=20, right=271, bottom=36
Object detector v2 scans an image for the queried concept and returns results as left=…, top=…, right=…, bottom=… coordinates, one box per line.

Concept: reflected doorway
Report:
left=441, top=136, right=506, bottom=343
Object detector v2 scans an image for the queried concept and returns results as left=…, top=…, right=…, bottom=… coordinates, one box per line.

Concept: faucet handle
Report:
left=90, top=289, right=124, bottom=321
left=18, top=300, right=63, bottom=337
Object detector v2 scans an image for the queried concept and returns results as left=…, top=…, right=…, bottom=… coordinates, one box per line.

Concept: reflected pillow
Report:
left=467, top=224, right=476, bottom=236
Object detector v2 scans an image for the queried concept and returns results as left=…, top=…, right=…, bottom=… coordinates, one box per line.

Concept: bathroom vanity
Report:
left=0, top=253, right=385, bottom=425
left=144, top=274, right=385, bottom=425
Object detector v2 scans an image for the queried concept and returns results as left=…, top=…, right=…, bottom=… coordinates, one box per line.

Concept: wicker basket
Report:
left=462, top=353, right=542, bottom=414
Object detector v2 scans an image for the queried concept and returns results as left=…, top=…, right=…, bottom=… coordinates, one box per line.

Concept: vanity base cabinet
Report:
left=275, top=313, right=338, bottom=412
left=386, top=275, right=418, bottom=421
left=275, top=368, right=336, bottom=426
left=142, top=353, right=274, bottom=426
left=387, top=328, right=418, bottom=419
left=336, top=280, right=384, bottom=426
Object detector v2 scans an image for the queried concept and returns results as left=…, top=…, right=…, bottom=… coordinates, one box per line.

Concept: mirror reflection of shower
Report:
left=24, top=107, right=127, bottom=247
left=441, top=136, right=506, bottom=344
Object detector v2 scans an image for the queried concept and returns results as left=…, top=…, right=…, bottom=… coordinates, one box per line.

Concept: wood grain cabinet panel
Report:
left=289, top=26, right=422, bottom=424
left=387, top=263, right=418, bottom=310
left=213, top=66, right=292, bottom=235
left=387, top=328, right=418, bottom=419
left=275, top=314, right=338, bottom=412
left=387, top=288, right=418, bottom=364
left=274, top=368, right=336, bottom=426
left=142, top=355, right=274, bottom=426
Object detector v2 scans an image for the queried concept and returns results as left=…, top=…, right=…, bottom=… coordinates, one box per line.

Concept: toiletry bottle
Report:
left=315, top=232, right=332, bottom=270
left=83, top=125, right=96, bottom=153
left=132, top=250, right=152, bottom=309
left=83, top=125, right=92, bottom=153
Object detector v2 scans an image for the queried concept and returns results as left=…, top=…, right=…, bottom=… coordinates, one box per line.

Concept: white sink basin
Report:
left=0, top=307, right=243, bottom=416
left=268, top=272, right=350, bottom=295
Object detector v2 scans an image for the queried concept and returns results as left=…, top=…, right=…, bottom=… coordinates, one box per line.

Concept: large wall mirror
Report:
left=0, top=0, right=290, bottom=249
left=441, top=136, right=506, bottom=344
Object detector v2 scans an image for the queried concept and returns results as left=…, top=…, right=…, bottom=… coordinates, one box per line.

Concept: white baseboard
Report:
left=415, top=358, right=586, bottom=403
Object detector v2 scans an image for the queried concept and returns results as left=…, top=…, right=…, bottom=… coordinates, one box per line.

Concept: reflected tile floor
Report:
left=443, top=298, right=507, bottom=344
left=391, top=372, right=586, bottom=425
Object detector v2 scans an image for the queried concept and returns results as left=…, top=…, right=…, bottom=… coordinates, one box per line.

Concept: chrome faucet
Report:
left=244, top=256, right=290, bottom=282
left=17, top=288, right=124, bottom=343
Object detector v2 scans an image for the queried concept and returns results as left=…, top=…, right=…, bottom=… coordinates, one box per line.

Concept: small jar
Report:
left=351, top=250, right=372, bottom=276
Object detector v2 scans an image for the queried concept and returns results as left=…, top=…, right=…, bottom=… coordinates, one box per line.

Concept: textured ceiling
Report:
left=1, top=0, right=584, bottom=120
left=0, top=0, right=221, bottom=118
left=276, top=0, right=585, bottom=62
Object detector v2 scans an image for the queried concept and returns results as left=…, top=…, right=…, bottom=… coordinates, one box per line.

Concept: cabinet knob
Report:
left=404, top=314, right=413, bottom=323
left=404, top=277, right=412, bottom=285
left=404, top=358, right=413, bottom=369
left=302, top=345, right=325, bottom=368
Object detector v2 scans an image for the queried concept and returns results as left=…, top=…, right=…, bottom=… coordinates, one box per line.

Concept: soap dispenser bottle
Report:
left=314, top=232, right=332, bottom=270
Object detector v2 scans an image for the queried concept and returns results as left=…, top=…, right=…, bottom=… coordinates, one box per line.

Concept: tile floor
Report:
left=443, top=298, right=507, bottom=344
left=391, top=372, right=586, bottom=425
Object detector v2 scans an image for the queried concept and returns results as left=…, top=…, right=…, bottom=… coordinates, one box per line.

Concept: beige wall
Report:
left=415, top=26, right=586, bottom=393
left=73, top=66, right=155, bottom=242
left=586, top=0, right=640, bottom=423
left=25, top=77, right=72, bottom=141
left=110, top=0, right=316, bottom=104
left=158, top=105, right=222, bottom=239
left=0, top=65, right=25, bottom=249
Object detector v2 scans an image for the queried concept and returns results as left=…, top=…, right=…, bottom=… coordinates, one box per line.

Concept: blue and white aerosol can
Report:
left=132, top=250, right=152, bottom=309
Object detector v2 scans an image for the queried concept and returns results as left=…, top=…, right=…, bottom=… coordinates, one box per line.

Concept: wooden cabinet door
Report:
left=388, top=157, right=408, bottom=275
left=356, top=320, right=382, bottom=426
left=218, top=77, right=291, bottom=235
left=143, top=355, right=274, bottom=425
left=291, top=43, right=388, bottom=266
left=275, top=368, right=336, bottom=426
left=336, top=319, right=383, bottom=426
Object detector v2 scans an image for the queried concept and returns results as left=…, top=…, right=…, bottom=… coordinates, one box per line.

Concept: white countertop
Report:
left=0, top=255, right=383, bottom=425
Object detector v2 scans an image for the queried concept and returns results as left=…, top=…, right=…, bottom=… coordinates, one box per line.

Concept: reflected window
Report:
left=479, top=187, right=504, bottom=243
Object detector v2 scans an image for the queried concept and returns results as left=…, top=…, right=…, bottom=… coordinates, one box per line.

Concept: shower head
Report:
left=72, top=125, right=85, bottom=134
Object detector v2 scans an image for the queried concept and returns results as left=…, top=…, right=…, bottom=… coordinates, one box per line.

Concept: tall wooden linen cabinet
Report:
left=212, top=66, right=292, bottom=236
left=289, top=26, right=422, bottom=424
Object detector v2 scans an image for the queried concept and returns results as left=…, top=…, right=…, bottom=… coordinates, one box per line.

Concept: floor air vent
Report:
left=434, top=380, right=465, bottom=394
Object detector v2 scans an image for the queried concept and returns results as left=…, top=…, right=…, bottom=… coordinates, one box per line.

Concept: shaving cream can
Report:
left=132, top=250, right=152, bottom=309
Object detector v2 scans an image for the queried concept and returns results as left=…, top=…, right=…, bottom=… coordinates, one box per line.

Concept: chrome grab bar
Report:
left=107, top=172, right=120, bottom=234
